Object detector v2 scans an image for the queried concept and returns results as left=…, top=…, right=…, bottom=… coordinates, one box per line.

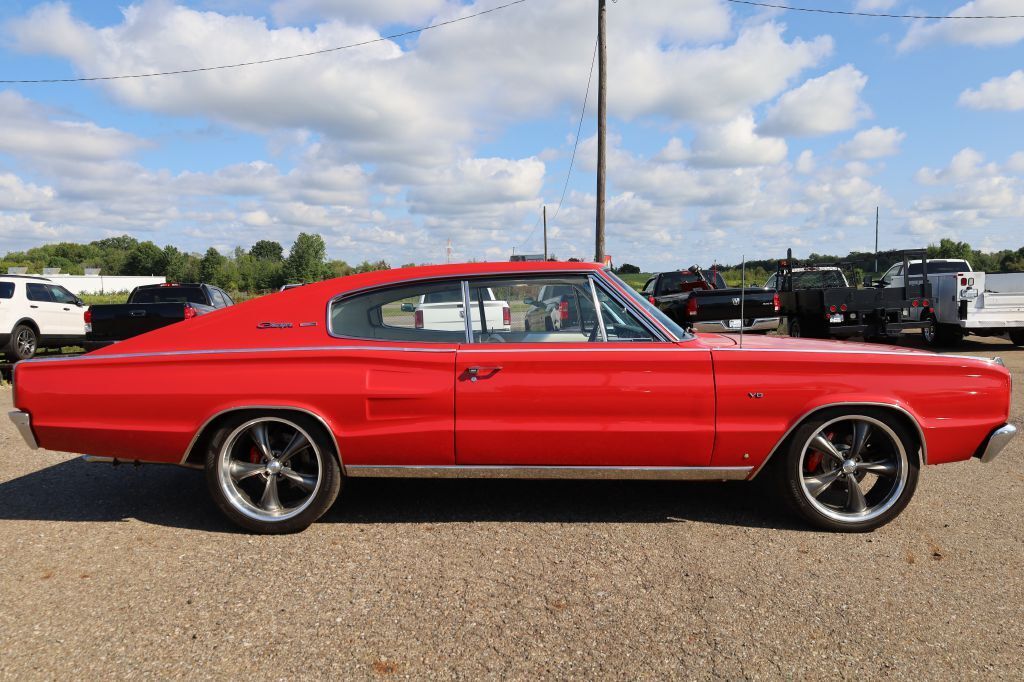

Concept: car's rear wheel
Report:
left=205, top=413, right=341, bottom=534
left=774, top=409, right=919, bottom=532
left=5, top=323, right=37, bottom=361
left=1009, top=329, right=1024, bottom=347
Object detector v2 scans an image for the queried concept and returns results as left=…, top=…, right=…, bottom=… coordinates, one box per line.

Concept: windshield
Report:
left=130, top=287, right=207, bottom=304
left=907, top=261, right=969, bottom=276
left=604, top=271, right=687, bottom=340
left=792, top=270, right=847, bottom=289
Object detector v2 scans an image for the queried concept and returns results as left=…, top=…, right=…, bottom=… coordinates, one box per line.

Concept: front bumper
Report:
left=8, top=410, right=38, bottom=450
left=693, top=317, right=780, bottom=333
left=977, top=423, right=1017, bottom=463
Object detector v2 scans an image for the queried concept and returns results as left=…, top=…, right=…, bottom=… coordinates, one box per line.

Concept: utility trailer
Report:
left=922, top=270, right=1024, bottom=347
left=776, top=249, right=933, bottom=340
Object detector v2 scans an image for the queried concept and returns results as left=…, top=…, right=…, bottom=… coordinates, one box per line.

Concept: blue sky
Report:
left=0, top=0, right=1023, bottom=271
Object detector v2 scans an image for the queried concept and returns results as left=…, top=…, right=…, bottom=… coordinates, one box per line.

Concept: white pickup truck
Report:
left=880, top=259, right=1024, bottom=346
left=412, top=288, right=511, bottom=333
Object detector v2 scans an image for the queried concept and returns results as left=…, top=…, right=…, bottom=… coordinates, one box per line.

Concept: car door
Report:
left=24, top=282, right=64, bottom=337
left=455, top=274, right=715, bottom=468
left=46, top=284, right=86, bottom=337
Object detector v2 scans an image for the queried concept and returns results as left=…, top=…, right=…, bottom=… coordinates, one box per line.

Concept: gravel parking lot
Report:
left=1, top=336, right=1021, bottom=679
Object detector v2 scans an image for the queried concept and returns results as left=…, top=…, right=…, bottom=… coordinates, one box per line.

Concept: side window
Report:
left=641, top=278, right=656, bottom=294
left=26, top=283, right=53, bottom=302
left=48, top=285, right=78, bottom=304
left=208, top=289, right=227, bottom=308
left=0, top=282, right=15, bottom=299
left=219, top=289, right=234, bottom=306
left=330, top=281, right=467, bottom=343
left=765, top=275, right=777, bottom=290
left=593, top=286, right=657, bottom=342
left=467, top=276, right=598, bottom=343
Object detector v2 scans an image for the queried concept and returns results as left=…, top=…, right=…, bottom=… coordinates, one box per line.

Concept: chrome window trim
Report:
left=748, top=402, right=928, bottom=478
left=345, top=464, right=751, bottom=481
left=588, top=275, right=608, bottom=342
left=589, top=275, right=671, bottom=343
left=180, top=404, right=343, bottom=471
left=461, top=279, right=473, bottom=344
left=597, top=269, right=685, bottom=342
left=22, top=345, right=457, bottom=364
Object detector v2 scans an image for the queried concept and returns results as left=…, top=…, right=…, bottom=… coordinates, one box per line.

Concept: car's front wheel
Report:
left=1009, top=329, right=1024, bottom=347
left=774, top=409, right=919, bottom=532
left=205, top=413, right=341, bottom=534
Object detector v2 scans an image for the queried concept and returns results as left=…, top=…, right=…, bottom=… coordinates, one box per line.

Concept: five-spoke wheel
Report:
left=205, top=413, right=341, bottom=534
left=776, top=410, right=919, bottom=532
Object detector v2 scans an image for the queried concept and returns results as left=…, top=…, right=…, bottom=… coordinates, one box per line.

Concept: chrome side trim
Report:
left=588, top=275, right=608, bottom=342
left=748, top=402, right=928, bottom=479
left=23, top=345, right=457, bottom=363
left=978, top=423, right=1017, bottom=463
left=713, top=347, right=1000, bottom=364
left=179, top=405, right=343, bottom=472
left=461, top=279, right=473, bottom=344
left=8, top=410, right=38, bottom=449
left=345, top=465, right=752, bottom=481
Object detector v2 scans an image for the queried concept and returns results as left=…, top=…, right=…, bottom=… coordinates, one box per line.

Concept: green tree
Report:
left=200, top=247, right=226, bottom=283
left=250, top=239, right=284, bottom=262
left=283, top=233, right=328, bottom=283
left=124, top=241, right=168, bottom=275
left=928, top=238, right=974, bottom=262
left=616, top=263, right=641, bottom=274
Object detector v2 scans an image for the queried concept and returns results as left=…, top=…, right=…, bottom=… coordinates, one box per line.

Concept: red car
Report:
left=8, top=261, right=1016, bottom=534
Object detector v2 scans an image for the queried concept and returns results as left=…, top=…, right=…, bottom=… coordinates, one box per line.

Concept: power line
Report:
left=520, top=36, right=597, bottom=251
left=725, top=0, right=1024, bottom=20
left=0, top=0, right=529, bottom=84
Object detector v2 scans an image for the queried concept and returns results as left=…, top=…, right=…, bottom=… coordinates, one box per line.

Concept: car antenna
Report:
left=740, top=255, right=745, bottom=348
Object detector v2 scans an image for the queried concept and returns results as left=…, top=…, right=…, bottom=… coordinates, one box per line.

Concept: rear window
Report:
left=907, top=261, right=969, bottom=276
left=792, top=270, right=847, bottom=289
left=657, top=271, right=707, bottom=292
left=130, top=287, right=208, bottom=304
left=0, top=282, right=13, bottom=299
left=422, top=288, right=493, bottom=304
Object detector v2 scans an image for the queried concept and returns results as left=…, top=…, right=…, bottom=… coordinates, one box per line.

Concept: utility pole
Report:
left=542, top=205, right=548, bottom=261
left=874, top=206, right=879, bottom=273
left=595, top=0, right=607, bottom=264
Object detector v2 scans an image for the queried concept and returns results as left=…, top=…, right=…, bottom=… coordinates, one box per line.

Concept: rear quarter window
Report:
left=0, top=282, right=13, bottom=299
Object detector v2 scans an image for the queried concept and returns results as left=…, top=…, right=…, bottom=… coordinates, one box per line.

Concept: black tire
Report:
left=788, top=318, right=804, bottom=338
left=789, top=317, right=821, bottom=339
left=921, top=314, right=941, bottom=347
left=524, top=319, right=531, bottom=332
left=5, top=323, right=38, bottom=361
left=544, top=317, right=554, bottom=332
left=772, top=408, right=920, bottom=532
left=204, top=412, right=342, bottom=534
left=935, top=323, right=963, bottom=347
left=1009, top=329, right=1024, bottom=347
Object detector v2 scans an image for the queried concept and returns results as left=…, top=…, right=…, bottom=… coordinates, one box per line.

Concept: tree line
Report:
left=1, top=233, right=393, bottom=293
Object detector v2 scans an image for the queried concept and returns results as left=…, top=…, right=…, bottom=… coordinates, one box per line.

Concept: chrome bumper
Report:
left=8, top=410, right=38, bottom=450
left=693, top=317, right=780, bottom=333
left=978, top=423, right=1017, bottom=463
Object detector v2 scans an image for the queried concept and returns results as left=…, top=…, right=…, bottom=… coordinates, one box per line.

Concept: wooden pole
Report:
left=542, top=205, right=548, bottom=261
left=595, top=0, right=607, bottom=264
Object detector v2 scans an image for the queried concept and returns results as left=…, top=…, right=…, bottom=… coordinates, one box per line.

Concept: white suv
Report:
left=1, top=275, right=87, bottom=361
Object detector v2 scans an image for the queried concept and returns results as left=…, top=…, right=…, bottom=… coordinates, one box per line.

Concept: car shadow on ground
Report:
left=0, top=457, right=807, bottom=533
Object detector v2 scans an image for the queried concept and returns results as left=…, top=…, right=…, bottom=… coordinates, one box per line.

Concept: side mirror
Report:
left=523, top=297, right=535, bottom=306
left=75, top=297, right=85, bottom=306
left=400, top=303, right=415, bottom=312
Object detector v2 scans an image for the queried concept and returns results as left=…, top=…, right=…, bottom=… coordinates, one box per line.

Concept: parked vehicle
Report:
left=84, top=283, right=234, bottom=350
left=407, top=287, right=511, bottom=333
left=523, top=283, right=592, bottom=332
left=764, top=266, right=849, bottom=291
left=878, top=260, right=1024, bottom=347
left=0, top=275, right=86, bottom=361
left=9, top=261, right=1015, bottom=535
left=642, top=267, right=779, bottom=333
left=776, top=250, right=933, bottom=340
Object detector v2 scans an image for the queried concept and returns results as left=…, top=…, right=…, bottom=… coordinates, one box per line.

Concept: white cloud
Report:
left=837, top=126, right=905, bottom=159
left=795, top=150, right=815, bottom=174
left=270, top=0, right=449, bottom=26
left=855, top=0, right=898, bottom=10
left=689, top=114, right=788, bottom=168
left=899, top=1, right=1024, bottom=51
left=759, top=65, right=871, bottom=137
left=959, top=70, right=1024, bottom=111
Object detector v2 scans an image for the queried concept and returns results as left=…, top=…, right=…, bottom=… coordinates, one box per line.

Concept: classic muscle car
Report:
left=8, top=261, right=1016, bottom=534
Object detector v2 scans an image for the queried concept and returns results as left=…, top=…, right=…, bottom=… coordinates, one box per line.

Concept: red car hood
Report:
left=694, top=333, right=931, bottom=355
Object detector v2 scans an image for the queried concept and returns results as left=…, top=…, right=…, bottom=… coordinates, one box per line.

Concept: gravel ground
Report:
left=0, top=336, right=1022, bottom=679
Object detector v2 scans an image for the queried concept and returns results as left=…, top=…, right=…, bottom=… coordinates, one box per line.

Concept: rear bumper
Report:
left=7, top=410, right=38, bottom=450
left=693, top=317, right=780, bottom=333
left=976, top=423, right=1017, bottom=463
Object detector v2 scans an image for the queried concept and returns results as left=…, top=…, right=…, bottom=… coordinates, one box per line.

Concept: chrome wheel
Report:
left=217, top=417, right=323, bottom=523
left=798, top=415, right=908, bottom=524
left=922, top=317, right=937, bottom=345
left=15, top=327, right=36, bottom=358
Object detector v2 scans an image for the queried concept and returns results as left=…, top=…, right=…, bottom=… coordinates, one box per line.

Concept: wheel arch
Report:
left=749, top=402, right=927, bottom=479
left=11, top=318, right=41, bottom=335
left=181, top=405, right=343, bottom=472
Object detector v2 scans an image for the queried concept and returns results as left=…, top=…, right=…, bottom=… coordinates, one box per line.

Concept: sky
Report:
left=0, top=0, right=1023, bottom=271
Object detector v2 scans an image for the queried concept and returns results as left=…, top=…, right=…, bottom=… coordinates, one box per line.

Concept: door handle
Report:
left=462, top=366, right=502, bottom=381
left=63, top=307, right=71, bottom=311
left=30, top=305, right=38, bottom=309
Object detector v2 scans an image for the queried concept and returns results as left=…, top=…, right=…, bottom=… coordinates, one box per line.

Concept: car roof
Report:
left=0, top=274, right=51, bottom=282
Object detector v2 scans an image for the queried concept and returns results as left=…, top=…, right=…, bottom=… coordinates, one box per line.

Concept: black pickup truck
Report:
left=640, top=267, right=779, bottom=333
left=84, top=283, right=234, bottom=350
